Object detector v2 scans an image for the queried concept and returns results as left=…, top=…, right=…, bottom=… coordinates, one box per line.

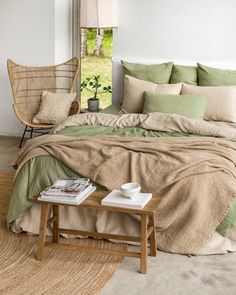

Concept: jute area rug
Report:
left=0, top=173, right=125, bottom=295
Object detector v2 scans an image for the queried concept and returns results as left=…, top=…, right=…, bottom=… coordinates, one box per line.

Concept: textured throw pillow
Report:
left=170, top=64, right=198, bottom=85
left=182, top=83, right=236, bottom=122
left=198, top=63, right=236, bottom=86
left=142, top=92, right=208, bottom=120
left=121, top=60, right=173, bottom=84
left=121, top=75, right=182, bottom=113
left=33, top=91, right=76, bottom=125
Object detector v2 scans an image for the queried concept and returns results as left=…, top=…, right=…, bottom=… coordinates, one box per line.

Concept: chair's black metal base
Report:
left=19, top=126, right=52, bottom=148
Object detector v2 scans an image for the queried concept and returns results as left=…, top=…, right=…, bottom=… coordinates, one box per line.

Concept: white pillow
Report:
left=181, top=84, right=236, bottom=122
left=121, top=75, right=182, bottom=113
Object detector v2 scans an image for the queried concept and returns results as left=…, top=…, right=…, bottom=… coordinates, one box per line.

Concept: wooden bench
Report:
left=32, top=191, right=161, bottom=274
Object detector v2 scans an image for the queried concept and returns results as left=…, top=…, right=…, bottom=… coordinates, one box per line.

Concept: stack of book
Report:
left=38, top=178, right=96, bottom=205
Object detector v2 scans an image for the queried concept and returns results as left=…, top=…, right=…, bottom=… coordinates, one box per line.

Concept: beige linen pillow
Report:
left=33, top=91, right=76, bottom=125
left=121, top=75, right=182, bottom=113
left=181, top=84, right=236, bottom=122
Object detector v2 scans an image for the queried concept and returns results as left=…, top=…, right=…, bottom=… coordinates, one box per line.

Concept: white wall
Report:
left=55, top=0, right=72, bottom=64
left=0, top=0, right=72, bottom=136
left=113, top=0, right=236, bottom=64
left=3, top=0, right=236, bottom=134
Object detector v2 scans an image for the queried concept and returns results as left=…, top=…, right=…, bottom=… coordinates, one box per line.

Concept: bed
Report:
left=7, top=60, right=236, bottom=255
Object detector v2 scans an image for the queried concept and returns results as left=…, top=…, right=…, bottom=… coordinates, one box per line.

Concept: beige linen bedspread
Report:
left=13, top=113, right=236, bottom=254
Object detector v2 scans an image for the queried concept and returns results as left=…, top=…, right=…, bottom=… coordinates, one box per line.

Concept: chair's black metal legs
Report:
left=19, top=125, right=28, bottom=148
left=19, top=126, right=52, bottom=148
left=30, top=127, right=33, bottom=139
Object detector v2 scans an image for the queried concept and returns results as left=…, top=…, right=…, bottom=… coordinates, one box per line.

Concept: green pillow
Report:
left=121, top=61, right=173, bottom=84
left=142, top=92, right=208, bottom=120
left=170, top=64, right=198, bottom=85
left=198, top=63, right=236, bottom=86
left=216, top=197, right=236, bottom=237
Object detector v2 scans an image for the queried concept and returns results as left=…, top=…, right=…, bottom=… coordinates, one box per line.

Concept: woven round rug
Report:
left=0, top=214, right=125, bottom=295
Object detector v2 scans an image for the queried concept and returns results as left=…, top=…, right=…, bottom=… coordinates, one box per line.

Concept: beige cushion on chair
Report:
left=121, top=75, right=182, bottom=113
left=33, top=91, right=76, bottom=125
left=181, top=83, right=236, bottom=122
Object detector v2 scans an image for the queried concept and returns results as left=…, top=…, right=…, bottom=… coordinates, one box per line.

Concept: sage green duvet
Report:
left=7, top=105, right=236, bottom=238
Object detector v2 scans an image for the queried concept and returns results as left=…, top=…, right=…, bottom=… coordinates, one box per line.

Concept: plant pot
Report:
left=87, top=98, right=99, bottom=112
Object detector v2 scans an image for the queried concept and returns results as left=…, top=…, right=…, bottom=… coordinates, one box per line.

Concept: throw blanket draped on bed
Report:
left=13, top=113, right=236, bottom=254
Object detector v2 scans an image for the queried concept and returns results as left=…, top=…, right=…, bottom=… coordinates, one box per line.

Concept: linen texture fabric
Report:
left=33, top=91, right=76, bottom=125
left=121, top=75, right=182, bottom=113
left=181, top=83, right=236, bottom=122
left=198, top=63, right=236, bottom=86
left=170, top=64, right=198, bottom=85
left=142, top=92, right=208, bottom=120
left=121, top=60, right=173, bottom=84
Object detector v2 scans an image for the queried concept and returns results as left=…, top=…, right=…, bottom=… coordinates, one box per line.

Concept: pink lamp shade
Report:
left=80, top=0, right=117, bottom=28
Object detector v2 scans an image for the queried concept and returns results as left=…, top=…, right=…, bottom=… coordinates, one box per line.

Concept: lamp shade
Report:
left=80, top=0, right=117, bottom=28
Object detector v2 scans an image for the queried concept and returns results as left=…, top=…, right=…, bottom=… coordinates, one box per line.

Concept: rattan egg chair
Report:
left=7, top=57, right=80, bottom=147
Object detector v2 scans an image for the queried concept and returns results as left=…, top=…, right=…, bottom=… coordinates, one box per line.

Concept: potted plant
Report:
left=81, top=75, right=112, bottom=112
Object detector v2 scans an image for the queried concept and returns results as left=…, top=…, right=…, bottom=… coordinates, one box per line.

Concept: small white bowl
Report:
left=120, top=182, right=141, bottom=198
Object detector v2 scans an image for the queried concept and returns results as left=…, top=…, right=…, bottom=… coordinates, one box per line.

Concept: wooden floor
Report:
left=0, top=136, right=20, bottom=173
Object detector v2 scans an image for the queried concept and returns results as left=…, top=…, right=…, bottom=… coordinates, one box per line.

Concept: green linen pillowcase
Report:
left=170, top=64, right=198, bottom=85
left=121, top=60, right=173, bottom=84
left=198, top=63, right=236, bottom=86
left=142, top=92, right=208, bottom=120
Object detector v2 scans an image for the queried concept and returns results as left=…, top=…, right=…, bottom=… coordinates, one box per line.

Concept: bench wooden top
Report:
left=32, top=190, right=162, bottom=215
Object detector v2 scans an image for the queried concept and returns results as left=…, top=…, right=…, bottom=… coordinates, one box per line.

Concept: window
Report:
left=80, top=28, right=113, bottom=109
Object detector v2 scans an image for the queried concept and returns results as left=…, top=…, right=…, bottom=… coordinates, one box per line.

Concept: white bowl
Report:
left=120, top=182, right=141, bottom=198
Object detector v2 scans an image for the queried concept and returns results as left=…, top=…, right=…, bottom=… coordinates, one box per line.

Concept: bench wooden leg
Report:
left=37, top=203, right=49, bottom=261
left=149, top=213, right=157, bottom=257
left=53, top=205, right=59, bottom=243
left=140, top=213, right=148, bottom=274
